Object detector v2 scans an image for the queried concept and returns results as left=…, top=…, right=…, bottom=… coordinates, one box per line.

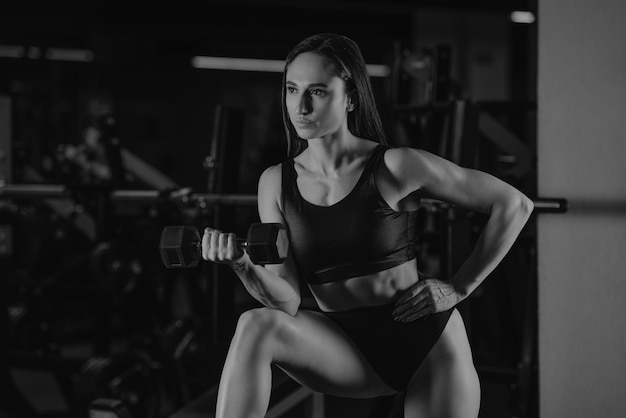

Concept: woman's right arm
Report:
left=202, top=164, right=301, bottom=316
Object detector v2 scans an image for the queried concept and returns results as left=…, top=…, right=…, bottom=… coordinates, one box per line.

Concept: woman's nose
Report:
left=295, top=94, right=311, bottom=115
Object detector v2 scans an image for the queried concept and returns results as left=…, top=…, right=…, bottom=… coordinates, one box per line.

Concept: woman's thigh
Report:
left=244, top=307, right=397, bottom=398
left=404, top=309, right=481, bottom=418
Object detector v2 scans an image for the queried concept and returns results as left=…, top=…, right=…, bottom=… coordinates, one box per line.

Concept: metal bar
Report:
left=393, top=100, right=537, bottom=115
left=193, top=194, right=257, bottom=206
left=308, top=393, right=325, bottom=418
left=0, top=184, right=569, bottom=213
left=266, top=387, right=315, bottom=418
left=0, top=96, right=11, bottom=183
left=0, top=183, right=69, bottom=198
left=532, top=197, right=568, bottom=213
left=110, top=189, right=160, bottom=203
left=111, top=190, right=258, bottom=206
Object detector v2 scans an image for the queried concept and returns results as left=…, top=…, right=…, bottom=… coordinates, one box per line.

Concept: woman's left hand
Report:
left=392, top=278, right=462, bottom=322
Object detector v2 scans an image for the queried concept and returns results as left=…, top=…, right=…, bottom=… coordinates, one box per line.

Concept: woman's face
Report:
left=285, top=52, right=350, bottom=140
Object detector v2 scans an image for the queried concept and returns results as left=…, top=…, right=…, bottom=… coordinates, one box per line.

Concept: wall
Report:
left=537, top=1, right=626, bottom=416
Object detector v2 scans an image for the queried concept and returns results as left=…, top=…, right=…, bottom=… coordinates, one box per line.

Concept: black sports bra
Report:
left=281, top=145, right=418, bottom=285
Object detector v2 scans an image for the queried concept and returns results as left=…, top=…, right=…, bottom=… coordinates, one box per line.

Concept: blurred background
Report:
left=2, top=1, right=624, bottom=418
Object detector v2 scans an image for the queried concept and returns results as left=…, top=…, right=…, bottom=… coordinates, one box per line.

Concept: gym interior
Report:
left=2, top=1, right=625, bottom=417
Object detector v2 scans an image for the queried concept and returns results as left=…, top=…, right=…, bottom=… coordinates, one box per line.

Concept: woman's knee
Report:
left=232, top=307, right=290, bottom=354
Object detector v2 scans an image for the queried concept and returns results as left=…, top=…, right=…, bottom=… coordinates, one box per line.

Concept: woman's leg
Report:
left=215, top=307, right=396, bottom=418
left=404, top=309, right=481, bottom=418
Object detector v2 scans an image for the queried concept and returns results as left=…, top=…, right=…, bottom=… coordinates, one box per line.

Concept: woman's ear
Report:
left=347, top=95, right=355, bottom=112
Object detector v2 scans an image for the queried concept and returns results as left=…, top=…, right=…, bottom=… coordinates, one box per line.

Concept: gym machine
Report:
left=0, top=99, right=249, bottom=417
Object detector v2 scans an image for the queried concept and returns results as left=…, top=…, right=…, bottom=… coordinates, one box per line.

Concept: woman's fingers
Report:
left=202, top=228, right=221, bottom=261
left=227, top=233, right=244, bottom=261
left=393, top=291, right=430, bottom=321
left=393, top=280, right=430, bottom=315
left=209, top=229, right=220, bottom=261
left=201, top=228, right=213, bottom=260
left=218, top=232, right=243, bottom=261
left=392, top=279, right=459, bottom=322
left=202, top=228, right=242, bottom=263
left=218, top=233, right=229, bottom=261
left=394, top=280, right=426, bottom=306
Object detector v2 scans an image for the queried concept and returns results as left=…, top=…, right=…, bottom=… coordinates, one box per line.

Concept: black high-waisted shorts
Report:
left=323, top=304, right=453, bottom=391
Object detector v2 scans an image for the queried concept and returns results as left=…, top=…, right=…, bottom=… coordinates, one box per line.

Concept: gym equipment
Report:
left=74, top=352, right=171, bottom=418
left=0, top=183, right=569, bottom=213
left=89, top=398, right=134, bottom=418
left=8, top=302, right=59, bottom=353
left=88, top=240, right=143, bottom=299
left=0, top=95, right=10, bottom=183
left=159, top=223, right=288, bottom=268
left=157, top=318, right=222, bottom=400
left=170, top=366, right=324, bottom=418
left=0, top=183, right=569, bottom=214
left=205, top=105, right=244, bottom=196
left=0, top=178, right=569, bottom=417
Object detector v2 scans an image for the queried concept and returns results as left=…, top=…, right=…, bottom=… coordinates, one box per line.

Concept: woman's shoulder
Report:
left=259, top=163, right=283, bottom=190
left=257, top=163, right=286, bottom=213
left=381, top=146, right=433, bottom=173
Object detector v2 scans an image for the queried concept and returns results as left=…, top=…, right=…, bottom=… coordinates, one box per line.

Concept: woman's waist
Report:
left=303, top=246, right=416, bottom=285
left=308, top=259, right=420, bottom=312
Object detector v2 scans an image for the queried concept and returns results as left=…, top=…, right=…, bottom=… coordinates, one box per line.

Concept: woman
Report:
left=202, top=33, right=533, bottom=418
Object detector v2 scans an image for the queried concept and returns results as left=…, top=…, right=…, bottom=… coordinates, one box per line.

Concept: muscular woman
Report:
left=202, top=33, right=533, bottom=418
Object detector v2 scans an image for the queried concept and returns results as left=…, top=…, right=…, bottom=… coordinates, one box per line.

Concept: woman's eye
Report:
left=286, top=86, right=297, bottom=94
left=310, top=89, right=326, bottom=96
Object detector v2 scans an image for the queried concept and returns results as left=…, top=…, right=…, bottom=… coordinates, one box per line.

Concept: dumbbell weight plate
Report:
left=159, top=226, right=202, bottom=268
left=246, top=223, right=288, bottom=265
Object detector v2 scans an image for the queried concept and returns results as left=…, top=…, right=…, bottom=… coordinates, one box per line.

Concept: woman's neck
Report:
left=302, top=133, right=376, bottom=176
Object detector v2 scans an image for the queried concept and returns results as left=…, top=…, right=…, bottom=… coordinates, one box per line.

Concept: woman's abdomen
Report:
left=308, top=258, right=420, bottom=312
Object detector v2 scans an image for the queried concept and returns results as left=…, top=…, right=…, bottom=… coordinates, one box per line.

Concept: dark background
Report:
left=1, top=1, right=540, bottom=417
left=1, top=0, right=536, bottom=193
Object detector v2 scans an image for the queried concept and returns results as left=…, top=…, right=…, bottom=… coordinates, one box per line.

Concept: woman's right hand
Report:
left=201, top=227, right=245, bottom=265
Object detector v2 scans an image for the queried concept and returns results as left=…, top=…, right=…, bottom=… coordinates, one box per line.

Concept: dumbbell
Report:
left=159, top=223, right=288, bottom=268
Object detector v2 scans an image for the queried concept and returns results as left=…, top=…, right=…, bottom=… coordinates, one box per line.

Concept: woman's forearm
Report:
left=230, top=253, right=301, bottom=316
left=451, top=193, right=534, bottom=298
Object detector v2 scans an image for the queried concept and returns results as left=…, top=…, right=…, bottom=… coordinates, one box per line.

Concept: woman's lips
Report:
left=294, top=119, right=315, bottom=128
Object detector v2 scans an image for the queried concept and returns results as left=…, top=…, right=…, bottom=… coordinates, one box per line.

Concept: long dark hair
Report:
left=281, top=33, right=388, bottom=158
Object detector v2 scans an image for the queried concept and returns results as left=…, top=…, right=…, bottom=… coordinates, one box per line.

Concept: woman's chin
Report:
left=295, top=130, right=319, bottom=140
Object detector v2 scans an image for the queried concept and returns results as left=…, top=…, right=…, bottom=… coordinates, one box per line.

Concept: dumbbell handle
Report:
left=187, top=234, right=248, bottom=254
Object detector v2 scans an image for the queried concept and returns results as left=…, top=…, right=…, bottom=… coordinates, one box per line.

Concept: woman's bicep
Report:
left=257, top=165, right=284, bottom=224
left=257, top=165, right=301, bottom=294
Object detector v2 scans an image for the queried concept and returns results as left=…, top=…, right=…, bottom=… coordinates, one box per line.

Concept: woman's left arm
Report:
left=390, top=148, right=534, bottom=322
